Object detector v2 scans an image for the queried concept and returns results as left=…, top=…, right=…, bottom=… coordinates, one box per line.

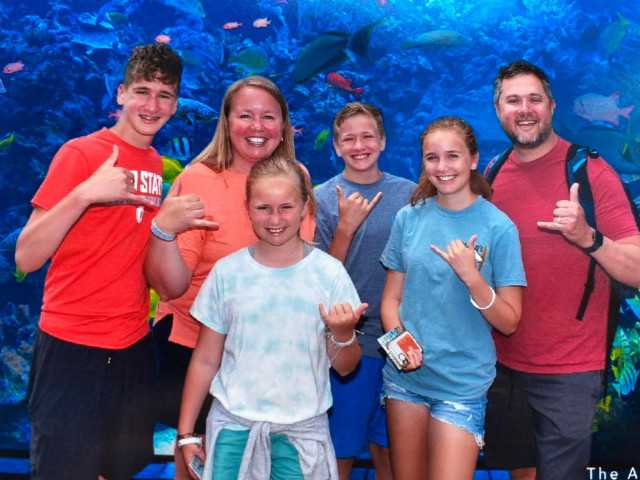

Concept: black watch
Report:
left=583, top=229, right=603, bottom=254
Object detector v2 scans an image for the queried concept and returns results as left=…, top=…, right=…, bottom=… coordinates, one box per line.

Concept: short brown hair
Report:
left=123, top=44, right=182, bottom=93
left=333, top=102, right=385, bottom=140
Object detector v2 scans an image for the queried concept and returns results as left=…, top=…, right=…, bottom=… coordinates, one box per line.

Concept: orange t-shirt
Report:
left=33, top=128, right=162, bottom=349
left=155, top=162, right=315, bottom=347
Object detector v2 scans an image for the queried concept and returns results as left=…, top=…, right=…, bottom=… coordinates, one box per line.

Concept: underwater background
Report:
left=1, top=0, right=639, bottom=468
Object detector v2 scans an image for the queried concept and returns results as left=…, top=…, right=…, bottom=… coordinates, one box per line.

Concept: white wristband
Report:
left=329, top=330, right=357, bottom=348
left=470, top=286, right=496, bottom=310
left=177, top=436, right=202, bottom=449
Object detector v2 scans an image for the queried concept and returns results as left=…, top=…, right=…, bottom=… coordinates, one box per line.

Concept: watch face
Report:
left=585, top=229, right=603, bottom=253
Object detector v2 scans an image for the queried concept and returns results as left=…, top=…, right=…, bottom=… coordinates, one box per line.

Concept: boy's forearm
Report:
left=15, top=188, right=92, bottom=273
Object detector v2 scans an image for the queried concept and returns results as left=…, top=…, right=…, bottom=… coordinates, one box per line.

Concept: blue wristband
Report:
left=151, top=218, right=176, bottom=241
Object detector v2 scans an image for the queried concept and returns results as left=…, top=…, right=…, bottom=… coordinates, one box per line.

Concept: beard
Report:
left=500, top=117, right=554, bottom=150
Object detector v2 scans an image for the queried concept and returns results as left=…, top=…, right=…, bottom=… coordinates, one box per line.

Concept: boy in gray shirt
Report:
left=314, top=102, right=416, bottom=480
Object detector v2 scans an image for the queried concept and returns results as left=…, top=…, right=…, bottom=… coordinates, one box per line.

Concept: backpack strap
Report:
left=485, top=147, right=513, bottom=185
left=566, top=144, right=598, bottom=321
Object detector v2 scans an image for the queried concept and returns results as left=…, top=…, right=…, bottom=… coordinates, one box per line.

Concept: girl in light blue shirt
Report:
left=380, top=117, right=526, bottom=480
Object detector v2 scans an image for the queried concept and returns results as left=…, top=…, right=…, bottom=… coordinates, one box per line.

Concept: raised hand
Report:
left=537, top=183, right=593, bottom=248
left=319, top=302, right=368, bottom=339
left=81, top=145, right=150, bottom=206
left=154, top=178, right=219, bottom=236
left=336, top=185, right=383, bottom=235
left=431, top=235, right=480, bottom=283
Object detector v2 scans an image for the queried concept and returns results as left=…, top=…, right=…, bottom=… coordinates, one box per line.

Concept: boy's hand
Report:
left=336, top=185, right=382, bottom=236
left=80, top=146, right=151, bottom=205
left=154, top=178, right=219, bottom=236
left=319, top=302, right=368, bottom=340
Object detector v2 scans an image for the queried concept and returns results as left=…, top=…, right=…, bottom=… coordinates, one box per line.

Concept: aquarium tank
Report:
left=0, top=0, right=639, bottom=471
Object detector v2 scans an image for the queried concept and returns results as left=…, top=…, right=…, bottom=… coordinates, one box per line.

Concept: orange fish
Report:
left=326, top=73, right=364, bottom=100
left=155, top=34, right=171, bottom=44
left=3, top=61, right=24, bottom=74
left=223, top=22, right=243, bottom=29
left=108, top=109, right=122, bottom=121
left=253, top=17, right=271, bottom=28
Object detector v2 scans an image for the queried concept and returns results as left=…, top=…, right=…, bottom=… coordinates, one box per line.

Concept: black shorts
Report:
left=28, top=329, right=156, bottom=480
left=153, top=315, right=212, bottom=433
left=484, top=362, right=602, bottom=478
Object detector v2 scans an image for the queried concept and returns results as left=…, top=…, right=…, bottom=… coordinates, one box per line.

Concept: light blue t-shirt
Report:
left=380, top=196, right=526, bottom=401
left=314, top=173, right=416, bottom=357
left=190, top=246, right=361, bottom=424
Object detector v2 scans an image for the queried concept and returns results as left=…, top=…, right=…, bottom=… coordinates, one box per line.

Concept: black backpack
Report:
left=486, top=144, right=640, bottom=388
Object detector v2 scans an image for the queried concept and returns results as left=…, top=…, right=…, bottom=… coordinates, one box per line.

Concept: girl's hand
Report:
left=319, top=302, right=369, bottom=340
left=401, top=347, right=424, bottom=372
left=181, top=443, right=205, bottom=480
left=431, top=235, right=480, bottom=285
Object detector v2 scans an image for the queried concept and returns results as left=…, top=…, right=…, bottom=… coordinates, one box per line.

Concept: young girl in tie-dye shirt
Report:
left=177, top=155, right=368, bottom=480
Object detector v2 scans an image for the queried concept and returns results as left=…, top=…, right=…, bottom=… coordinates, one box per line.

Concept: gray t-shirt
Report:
left=314, top=172, right=416, bottom=357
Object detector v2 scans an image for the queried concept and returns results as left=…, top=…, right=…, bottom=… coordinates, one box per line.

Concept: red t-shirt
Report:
left=490, top=137, right=639, bottom=373
left=33, top=128, right=163, bottom=349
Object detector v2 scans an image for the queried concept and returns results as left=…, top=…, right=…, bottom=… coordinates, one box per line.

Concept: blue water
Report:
left=1, top=0, right=639, bottom=465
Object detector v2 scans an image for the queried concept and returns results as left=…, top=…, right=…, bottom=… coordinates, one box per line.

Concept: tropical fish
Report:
left=573, top=92, right=635, bottom=127
left=230, top=46, right=269, bottom=73
left=572, top=125, right=640, bottom=174
left=3, top=61, right=24, bottom=74
left=253, top=17, right=271, bottom=28
left=599, top=12, right=632, bottom=57
left=106, top=11, right=129, bottom=27
left=13, top=266, right=27, bottom=283
left=164, top=137, right=194, bottom=162
left=0, top=78, right=5, bottom=95
left=293, top=125, right=304, bottom=136
left=402, top=30, right=470, bottom=51
left=326, top=73, right=364, bottom=100
left=223, top=22, right=243, bottom=29
left=314, top=128, right=330, bottom=150
left=273, top=0, right=288, bottom=5
left=71, top=32, right=120, bottom=52
left=596, top=395, right=612, bottom=412
left=175, top=98, right=218, bottom=125
left=157, top=0, right=205, bottom=17
left=612, top=362, right=639, bottom=397
left=149, top=288, right=160, bottom=320
left=0, top=133, right=15, bottom=151
left=102, top=72, right=121, bottom=110
left=108, top=110, right=122, bottom=121
left=161, top=156, right=185, bottom=184
left=155, top=34, right=171, bottom=44
left=292, top=20, right=384, bottom=84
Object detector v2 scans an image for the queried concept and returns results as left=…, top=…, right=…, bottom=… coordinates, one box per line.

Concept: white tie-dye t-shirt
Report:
left=190, top=246, right=361, bottom=424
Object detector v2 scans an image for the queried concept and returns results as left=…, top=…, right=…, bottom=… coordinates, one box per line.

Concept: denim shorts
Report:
left=384, top=380, right=486, bottom=448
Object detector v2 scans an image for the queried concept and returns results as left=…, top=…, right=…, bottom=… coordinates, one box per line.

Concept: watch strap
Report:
left=584, top=229, right=603, bottom=254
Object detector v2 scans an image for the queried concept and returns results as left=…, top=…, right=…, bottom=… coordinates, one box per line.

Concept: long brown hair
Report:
left=410, top=116, right=492, bottom=206
left=192, top=76, right=294, bottom=172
